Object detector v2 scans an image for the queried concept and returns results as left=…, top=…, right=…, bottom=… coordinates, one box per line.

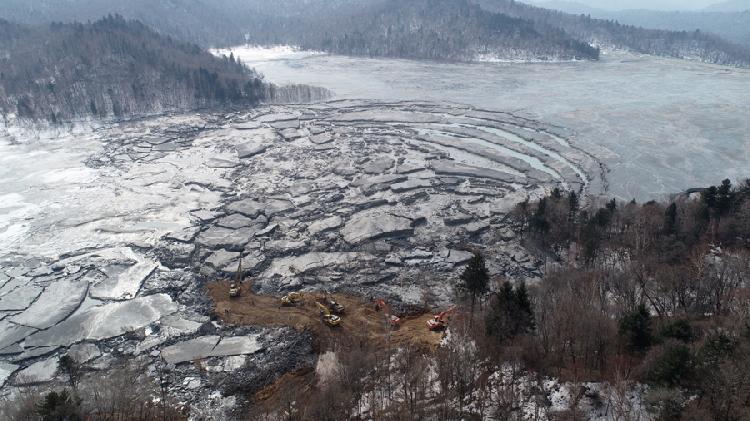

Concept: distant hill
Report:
left=0, top=16, right=327, bottom=122
left=705, top=0, right=750, bottom=11
left=473, top=0, right=750, bottom=66
left=265, top=0, right=601, bottom=61
left=2, top=0, right=750, bottom=66
left=537, top=1, right=750, bottom=46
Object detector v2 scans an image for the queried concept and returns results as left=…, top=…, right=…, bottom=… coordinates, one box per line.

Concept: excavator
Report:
left=427, top=307, right=456, bottom=331
left=228, top=256, right=243, bottom=298
left=316, top=302, right=341, bottom=327
left=374, top=299, right=401, bottom=329
left=281, top=291, right=304, bottom=306
left=320, top=295, right=345, bottom=314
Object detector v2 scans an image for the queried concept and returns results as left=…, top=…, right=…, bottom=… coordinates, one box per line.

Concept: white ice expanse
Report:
left=221, top=45, right=750, bottom=200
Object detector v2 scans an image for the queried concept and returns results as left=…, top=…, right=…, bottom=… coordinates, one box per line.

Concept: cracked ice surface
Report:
left=0, top=101, right=600, bottom=406
left=25, top=294, right=178, bottom=347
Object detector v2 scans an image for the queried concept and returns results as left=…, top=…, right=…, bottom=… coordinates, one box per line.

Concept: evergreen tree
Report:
left=460, top=252, right=489, bottom=313
left=35, top=390, right=82, bottom=421
left=664, top=202, right=678, bottom=235
left=619, top=304, right=653, bottom=352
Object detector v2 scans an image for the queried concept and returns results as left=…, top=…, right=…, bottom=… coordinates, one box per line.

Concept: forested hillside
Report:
left=0, top=16, right=327, bottom=122
left=3, top=0, right=750, bottom=65
left=258, top=0, right=601, bottom=61
left=473, top=0, right=750, bottom=66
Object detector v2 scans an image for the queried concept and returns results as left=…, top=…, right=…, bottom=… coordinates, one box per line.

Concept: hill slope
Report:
left=2, top=0, right=750, bottom=66
left=473, top=0, right=750, bottom=66
left=0, top=16, right=327, bottom=122
left=539, top=1, right=750, bottom=47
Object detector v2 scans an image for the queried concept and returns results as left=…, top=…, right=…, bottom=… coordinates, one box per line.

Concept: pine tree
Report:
left=460, top=252, right=489, bottom=314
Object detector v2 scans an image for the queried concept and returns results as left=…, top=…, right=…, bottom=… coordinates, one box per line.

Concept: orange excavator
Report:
left=374, top=299, right=401, bottom=329
left=427, top=307, right=456, bottom=331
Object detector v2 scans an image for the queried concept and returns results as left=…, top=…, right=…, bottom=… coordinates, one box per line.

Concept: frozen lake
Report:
left=222, top=46, right=750, bottom=200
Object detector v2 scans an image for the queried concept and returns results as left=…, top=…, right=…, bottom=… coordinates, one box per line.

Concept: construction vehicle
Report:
left=316, top=302, right=341, bottom=327
left=320, top=295, right=345, bottom=314
left=374, top=299, right=401, bottom=329
left=281, top=292, right=304, bottom=306
left=427, top=307, right=456, bottom=331
left=228, top=256, right=243, bottom=298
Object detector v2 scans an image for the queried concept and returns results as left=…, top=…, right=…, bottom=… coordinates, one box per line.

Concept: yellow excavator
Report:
left=228, top=256, right=242, bottom=298
left=281, top=291, right=304, bottom=306
left=316, top=302, right=341, bottom=327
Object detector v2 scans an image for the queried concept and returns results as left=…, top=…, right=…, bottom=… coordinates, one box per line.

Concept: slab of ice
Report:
left=67, top=343, right=101, bottom=364
left=342, top=213, right=413, bottom=244
left=160, top=335, right=262, bottom=364
left=11, top=279, right=88, bottom=329
left=14, top=356, right=57, bottom=385
left=263, top=252, right=366, bottom=278
left=0, top=361, right=18, bottom=387
left=0, top=284, right=43, bottom=311
left=25, top=294, right=177, bottom=347
left=0, top=320, right=36, bottom=350
left=307, top=216, right=343, bottom=235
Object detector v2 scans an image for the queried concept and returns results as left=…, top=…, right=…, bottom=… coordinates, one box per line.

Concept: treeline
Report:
left=0, top=16, right=327, bottom=122
left=260, top=0, right=601, bottom=62
left=472, top=0, right=750, bottom=67
left=5, top=0, right=750, bottom=66
left=1, top=357, right=185, bottom=421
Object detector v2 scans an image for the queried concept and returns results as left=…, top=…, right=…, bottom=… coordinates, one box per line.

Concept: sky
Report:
left=526, top=0, right=725, bottom=11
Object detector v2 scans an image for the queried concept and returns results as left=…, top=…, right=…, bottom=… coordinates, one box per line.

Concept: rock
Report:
left=445, top=250, right=474, bottom=265
left=256, top=223, right=279, bottom=237
left=184, top=377, right=202, bottom=389
left=160, top=335, right=262, bottom=364
left=206, top=250, right=265, bottom=273
left=10, top=280, right=88, bottom=330
left=512, top=251, right=530, bottom=263
left=225, top=199, right=264, bottom=218
left=307, top=216, right=343, bottom=235
left=444, top=212, right=474, bottom=226
left=465, top=221, right=491, bottom=234
left=390, top=178, right=433, bottom=193
left=190, top=210, right=222, bottom=222
left=342, top=213, right=414, bottom=244
left=67, top=343, right=101, bottom=364
left=231, top=121, right=262, bottom=130
left=385, top=255, right=403, bottom=266
left=206, top=158, right=239, bottom=168
left=14, top=356, right=58, bottom=385
left=216, top=214, right=258, bottom=229
left=206, top=250, right=240, bottom=271
left=223, top=355, right=246, bottom=372
left=0, top=362, right=18, bottom=387
left=226, top=198, right=294, bottom=218
left=196, top=226, right=261, bottom=250
left=266, top=240, right=307, bottom=253
left=362, top=156, right=395, bottom=174
left=25, top=294, right=178, bottom=347
left=0, top=320, right=36, bottom=350
left=269, top=119, right=300, bottom=130
left=236, top=142, right=269, bottom=159
left=310, top=133, right=333, bottom=144
left=498, top=227, right=516, bottom=241
left=164, top=227, right=201, bottom=243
